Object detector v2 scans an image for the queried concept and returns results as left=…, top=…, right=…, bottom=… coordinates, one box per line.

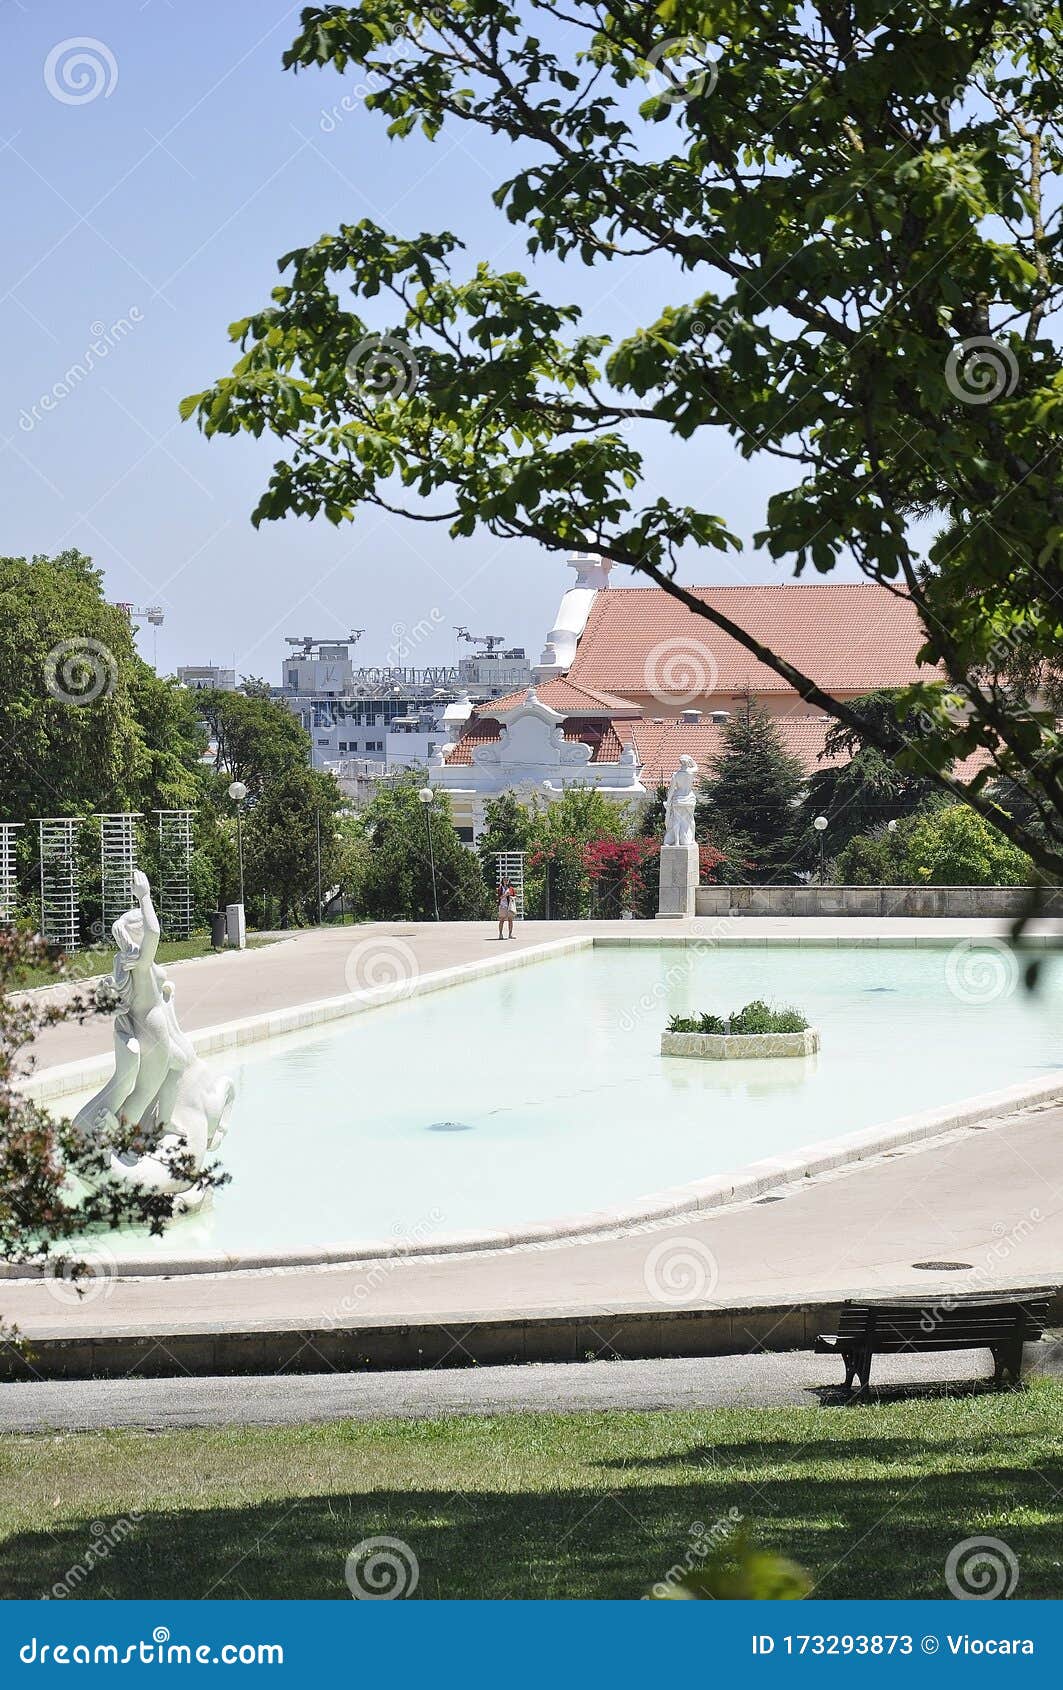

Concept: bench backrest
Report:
left=835, top=1296, right=1049, bottom=1348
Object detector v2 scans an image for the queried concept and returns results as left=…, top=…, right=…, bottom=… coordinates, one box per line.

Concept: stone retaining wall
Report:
left=695, top=885, right=1063, bottom=918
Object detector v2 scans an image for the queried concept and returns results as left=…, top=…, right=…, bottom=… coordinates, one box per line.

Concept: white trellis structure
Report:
left=156, top=809, right=194, bottom=939
left=0, top=823, right=23, bottom=926
left=100, top=813, right=141, bottom=935
left=494, top=850, right=526, bottom=916
left=38, top=817, right=81, bottom=952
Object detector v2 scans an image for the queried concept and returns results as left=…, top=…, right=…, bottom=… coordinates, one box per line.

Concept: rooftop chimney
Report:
left=680, top=708, right=702, bottom=725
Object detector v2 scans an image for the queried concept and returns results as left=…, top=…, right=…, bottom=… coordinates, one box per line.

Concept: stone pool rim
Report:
left=13, top=933, right=1063, bottom=1280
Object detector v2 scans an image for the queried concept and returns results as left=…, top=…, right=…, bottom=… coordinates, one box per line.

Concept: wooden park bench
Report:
left=815, top=1292, right=1051, bottom=1392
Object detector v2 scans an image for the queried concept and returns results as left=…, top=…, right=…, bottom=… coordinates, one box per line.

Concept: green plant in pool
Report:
left=667, top=1003, right=809, bottom=1036
left=730, top=1001, right=809, bottom=1034
left=667, top=1012, right=726, bottom=1035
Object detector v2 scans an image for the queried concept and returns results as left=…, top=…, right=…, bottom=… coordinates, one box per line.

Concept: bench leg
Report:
left=991, top=1342, right=1024, bottom=1387
left=841, top=1348, right=872, bottom=1393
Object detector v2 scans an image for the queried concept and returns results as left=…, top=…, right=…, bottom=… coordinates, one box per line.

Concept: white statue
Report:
left=663, top=754, right=699, bottom=847
left=72, top=870, right=234, bottom=1207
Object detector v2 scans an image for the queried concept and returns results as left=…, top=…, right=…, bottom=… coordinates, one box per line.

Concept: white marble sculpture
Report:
left=663, top=754, right=699, bottom=846
left=72, top=870, right=234, bottom=1206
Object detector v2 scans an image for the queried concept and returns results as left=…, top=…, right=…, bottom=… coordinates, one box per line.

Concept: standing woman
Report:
left=497, top=882, right=516, bottom=940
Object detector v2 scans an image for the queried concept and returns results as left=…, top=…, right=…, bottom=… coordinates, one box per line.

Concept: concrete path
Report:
left=26, top=915, right=1063, bottom=1070
left=0, top=1349, right=1015, bottom=1433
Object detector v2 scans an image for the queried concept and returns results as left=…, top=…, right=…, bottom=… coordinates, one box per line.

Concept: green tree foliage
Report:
left=836, top=804, right=1033, bottom=886
left=354, top=777, right=489, bottom=920
left=701, top=700, right=805, bottom=882
left=244, top=766, right=344, bottom=927
left=186, top=0, right=1063, bottom=879
left=797, top=693, right=943, bottom=864
left=637, top=784, right=669, bottom=840
left=476, top=791, right=535, bottom=892
left=0, top=550, right=201, bottom=819
left=525, top=786, right=630, bottom=916
left=196, top=688, right=310, bottom=800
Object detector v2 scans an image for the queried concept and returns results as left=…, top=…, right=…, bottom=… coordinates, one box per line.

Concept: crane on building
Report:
left=454, top=627, right=507, bottom=655
left=115, top=602, right=165, bottom=669
left=285, top=631, right=364, bottom=655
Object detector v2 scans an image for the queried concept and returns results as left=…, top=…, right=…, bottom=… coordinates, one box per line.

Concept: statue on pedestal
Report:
left=663, top=755, right=699, bottom=847
left=72, top=871, right=234, bottom=1206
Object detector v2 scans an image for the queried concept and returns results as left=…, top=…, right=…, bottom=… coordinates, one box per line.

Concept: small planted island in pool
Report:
left=661, top=1001, right=819, bottom=1061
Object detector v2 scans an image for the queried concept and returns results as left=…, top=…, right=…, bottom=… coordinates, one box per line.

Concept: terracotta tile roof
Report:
left=444, top=719, right=500, bottom=766
left=444, top=699, right=989, bottom=784
left=567, top=583, right=932, bottom=698
left=444, top=712, right=631, bottom=766
left=483, top=678, right=641, bottom=716
left=615, top=711, right=840, bottom=787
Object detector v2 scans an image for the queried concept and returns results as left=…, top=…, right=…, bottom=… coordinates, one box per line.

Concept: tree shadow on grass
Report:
left=3, top=1460, right=1062, bottom=1601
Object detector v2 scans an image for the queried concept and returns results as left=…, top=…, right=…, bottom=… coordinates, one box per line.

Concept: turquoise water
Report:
left=71, top=944, right=1063, bottom=1259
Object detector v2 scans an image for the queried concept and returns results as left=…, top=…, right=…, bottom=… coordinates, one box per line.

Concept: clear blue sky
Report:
left=1, top=1, right=839, bottom=682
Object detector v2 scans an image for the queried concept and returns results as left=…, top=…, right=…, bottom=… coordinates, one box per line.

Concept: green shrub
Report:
left=667, top=1003, right=808, bottom=1035
left=667, top=1012, right=726, bottom=1034
left=730, top=999, right=809, bottom=1034
left=835, top=803, right=1034, bottom=887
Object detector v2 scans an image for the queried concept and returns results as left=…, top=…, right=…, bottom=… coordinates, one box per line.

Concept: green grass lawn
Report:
left=14, top=934, right=279, bottom=990
left=1, top=1383, right=1060, bottom=1600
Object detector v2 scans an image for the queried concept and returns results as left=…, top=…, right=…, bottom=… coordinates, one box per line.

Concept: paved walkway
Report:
left=0, top=1349, right=1018, bottom=1433
left=26, top=915, right=1063, bottom=1070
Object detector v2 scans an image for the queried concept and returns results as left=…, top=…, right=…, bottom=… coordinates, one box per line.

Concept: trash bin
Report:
left=209, top=911, right=227, bottom=950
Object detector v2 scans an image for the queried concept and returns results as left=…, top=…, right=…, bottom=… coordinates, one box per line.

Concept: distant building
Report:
left=277, top=633, right=523, bottom=823
left=177, top=664, right=237, bottom=692
left=430, top=553, right=938, bottom=836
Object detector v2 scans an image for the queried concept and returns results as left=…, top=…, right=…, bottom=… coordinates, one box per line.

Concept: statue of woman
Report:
left=72, top=871, right=234, bottom=1201
left=664, top=754, right=699, bottom=847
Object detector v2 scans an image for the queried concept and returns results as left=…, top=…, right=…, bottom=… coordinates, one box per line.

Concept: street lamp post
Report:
left=541, top=780, right=555, bottom=920
left=813, top=813, right=828, bottom=884
left=228, top=781, right=247, bottom=947
left=315, top=806, right=323, bottom=925
left=418, top=786, right=440, bottom=922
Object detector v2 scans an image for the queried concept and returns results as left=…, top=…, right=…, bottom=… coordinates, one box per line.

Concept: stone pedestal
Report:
left=657, top=842, right=699, bottom=919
